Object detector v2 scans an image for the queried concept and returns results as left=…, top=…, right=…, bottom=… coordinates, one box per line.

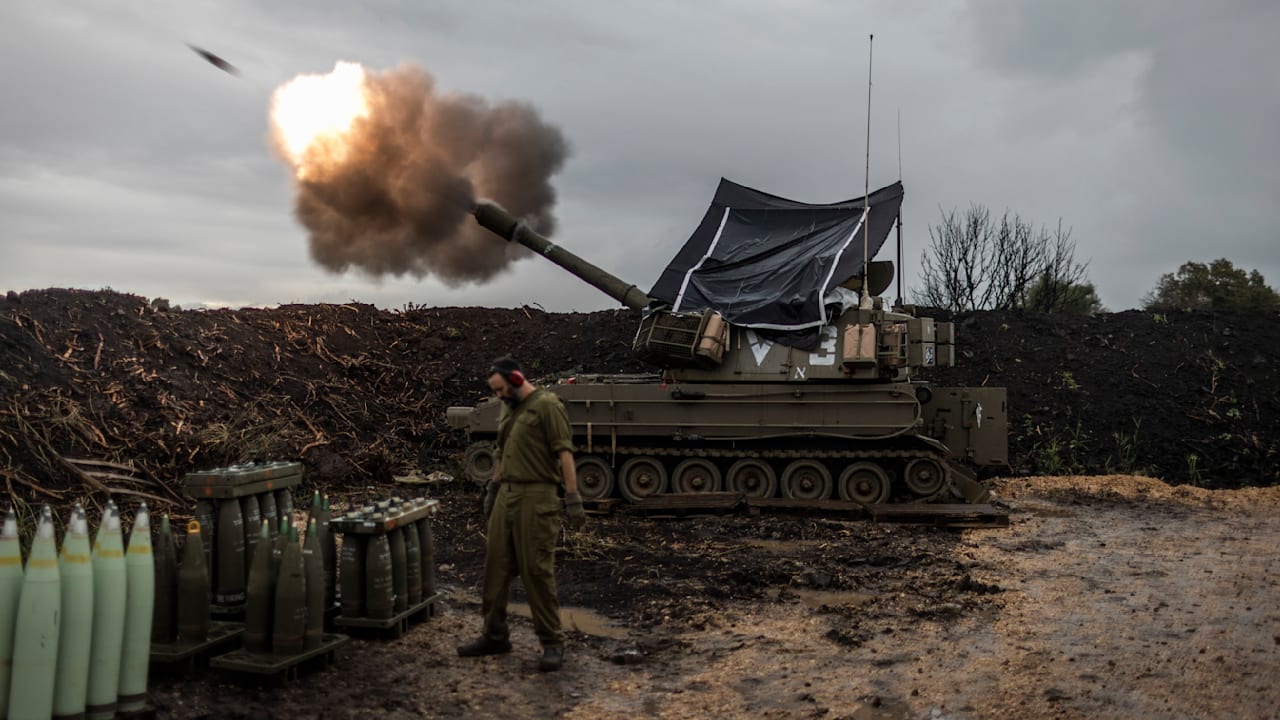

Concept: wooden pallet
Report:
left=150, top=621, right=245, bottom=674
left=209, top=633, right=349, bottom=681
left=334, top=591, right=443, bottom=639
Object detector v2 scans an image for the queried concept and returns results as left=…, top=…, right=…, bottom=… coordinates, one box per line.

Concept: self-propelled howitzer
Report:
left=449, top=191, right=1007, bottom=506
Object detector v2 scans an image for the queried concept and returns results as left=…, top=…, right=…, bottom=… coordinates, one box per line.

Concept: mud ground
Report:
left=150, top=475, right=1280, bottom=720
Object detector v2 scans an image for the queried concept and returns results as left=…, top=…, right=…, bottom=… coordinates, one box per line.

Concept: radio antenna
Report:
left=896, top=107, right=904, bottom=307
left=860, top=34, right=874, bottom=310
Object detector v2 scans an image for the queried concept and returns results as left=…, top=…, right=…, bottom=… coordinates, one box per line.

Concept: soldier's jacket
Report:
left=495, top=389, right=574, bottom=484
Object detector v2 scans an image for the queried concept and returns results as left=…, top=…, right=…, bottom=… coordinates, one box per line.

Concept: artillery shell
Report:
left=339, top=534, right=366, bottom=618
left=241, top=494, right=261, bottom=582
left=275, top=488, right=293, bottom=524
left=52, top=505, right=93, bottom=720
left=177, top=520, right=210, bottom=643
left=271, top=526, right=306, bottom=656
left=389, top=526, right=407, bottom=612
left=416, top=517, right=436, bottom=598
left=118, top=503, right=155, bottom=713
left=243, top=520, right=274, bottom=653
left=260, top=491, right=278, bottom=539
left=404, top=525, right=422, bottom=606
left=86, top=501, right=126, bottom=720
left=215, top=499, right=245, bottom=604
left=303, top=519, right=324, bottom=650
left=151, top=514, right=178, bottom=643
left=9, top=507, right=60, bottom=720
left=320, top=495, right=336, bottom=607
left=0, top=508, right=23, bottom=720
left=194, top=499, right=216, bottom=597
left=364, top=533, right=394, bottom=620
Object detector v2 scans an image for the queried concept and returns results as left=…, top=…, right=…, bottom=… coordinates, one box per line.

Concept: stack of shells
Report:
left=337, top=497, right=437, bottom=622
left=190, top=484, right=318, bottom=613
left=0, top=502, right=155, bottom=720
left=236, top=492, right=336, bottom=655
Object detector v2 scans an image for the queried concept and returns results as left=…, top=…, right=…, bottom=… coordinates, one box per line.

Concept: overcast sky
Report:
left=2, top=1, right=1276, bottom=313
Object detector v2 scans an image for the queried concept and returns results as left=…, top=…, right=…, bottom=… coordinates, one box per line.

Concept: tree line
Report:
left=912, top=204, right=1278, bottom=313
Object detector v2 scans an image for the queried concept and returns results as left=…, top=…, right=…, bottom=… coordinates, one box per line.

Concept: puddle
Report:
left=445, top=587, right=629, bottom=639
left=508, top=602, right=629, bottom=639
left=768, top=587, right=875, bottom=608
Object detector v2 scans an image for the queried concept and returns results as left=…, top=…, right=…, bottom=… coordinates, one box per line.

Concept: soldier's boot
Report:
left=457, top=636, right=513, bottom=657
left=538, top=645, right=564, bottom=672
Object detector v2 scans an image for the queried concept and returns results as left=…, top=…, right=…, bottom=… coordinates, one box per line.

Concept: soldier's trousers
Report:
left=481, top=482, right=564, bottom=649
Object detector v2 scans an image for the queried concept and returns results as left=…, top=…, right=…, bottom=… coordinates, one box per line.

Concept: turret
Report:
left=467, top=198, right=951, bottom=384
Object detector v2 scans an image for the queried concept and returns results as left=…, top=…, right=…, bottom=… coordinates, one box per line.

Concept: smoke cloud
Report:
left=273, top=63, right=569, bottom=284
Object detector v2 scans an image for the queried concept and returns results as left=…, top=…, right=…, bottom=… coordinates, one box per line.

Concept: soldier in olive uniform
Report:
left=457, top=357, right=586, bottom=672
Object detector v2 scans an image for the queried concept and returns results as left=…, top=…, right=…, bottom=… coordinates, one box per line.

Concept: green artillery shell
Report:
left=118, top=504, right=155, bottom=713
left=0, top=508, right=24, bottom=720
left=260, top=491, right=278, bottom=540
left=389, top=526, right=407, bottom=612
left=271, top=526, right=306, bottom=656
left=320, top=496, right=336, bottom=607
left=9, top=507, right=60, bottom=720
left=302, top=519, right=324, bottom=650
left=364, top=532, right=394, bottom=620
left=243, top=520, right=274, bottom=653
left=215, top=498, right=245, bottom=605
left=241, top=494, right=261, bottom=583
left=270, top=516, right=289, bottom=580
left=338, top=534, right=366, bottom=618
left=306, top=490, right=321, bottom=531
left=404, top=526, right=422, bottom=606
left=177, top=520, right=210, bottom=643
left=151, top=514, right=178, bottom=643
left=52, top=505, right=93, bottom=720
left=194, top=499, right=217, bottom=598
left=86, top=501, right=127, bottom=720
left=416, top=517, right=436, bottom=598
left=275, top=489, right=293, bottom=524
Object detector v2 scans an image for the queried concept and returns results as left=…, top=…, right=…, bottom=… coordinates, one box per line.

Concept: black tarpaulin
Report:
left=648, top=178, right=903, bottom=346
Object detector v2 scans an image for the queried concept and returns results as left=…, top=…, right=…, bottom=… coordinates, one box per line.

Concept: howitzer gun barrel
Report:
left=471, top=200, right=652, bottom=311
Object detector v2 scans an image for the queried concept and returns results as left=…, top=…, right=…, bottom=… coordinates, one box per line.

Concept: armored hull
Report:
left=449, top=320, right=1008, bottom=505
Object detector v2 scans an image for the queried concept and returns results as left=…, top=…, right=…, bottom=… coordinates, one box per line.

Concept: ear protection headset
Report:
left=490, top=362, right=526, bottom=387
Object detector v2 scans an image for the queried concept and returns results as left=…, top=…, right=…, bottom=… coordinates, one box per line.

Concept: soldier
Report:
left=457, top=357, right=586, bottom=672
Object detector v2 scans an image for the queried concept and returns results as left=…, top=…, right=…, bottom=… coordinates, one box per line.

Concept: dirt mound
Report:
left=1, top=289, right=1277, bottom=507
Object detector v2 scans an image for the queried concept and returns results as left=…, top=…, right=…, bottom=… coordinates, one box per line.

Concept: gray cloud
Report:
left=1, top=0, right=1276, bottom=313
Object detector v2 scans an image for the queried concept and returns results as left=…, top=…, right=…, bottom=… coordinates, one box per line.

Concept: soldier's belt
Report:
left=498, top=477, right=558, bottom=485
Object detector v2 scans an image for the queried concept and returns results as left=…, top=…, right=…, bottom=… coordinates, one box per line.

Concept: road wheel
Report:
left=618, top=457, right=668, bottom=503
left=671, top=459, right=722, bottom=493
left=781, top=460, right=832, bottom=501
left=725, top=459, right=777, bottom=499
left=464, top=442, right=495, bottom=486
left=838, top=462, right=891, bottom=505
left=575, top=456, right=615, bottom=501
left=904, top=458, right=948, bottom=497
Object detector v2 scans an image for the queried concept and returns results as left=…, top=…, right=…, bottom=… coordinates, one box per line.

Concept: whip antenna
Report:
left=860, top=34, right=874, bottom=309
left=896, top=107, right=904, bottom=307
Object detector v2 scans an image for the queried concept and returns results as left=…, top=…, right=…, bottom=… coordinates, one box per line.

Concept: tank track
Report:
left=463, top=440, right=973, bottom=507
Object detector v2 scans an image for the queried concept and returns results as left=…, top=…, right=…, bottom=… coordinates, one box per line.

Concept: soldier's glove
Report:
left=482, top=482, right=500, bottom=519
left=564, top=492, right=586, bottom=531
